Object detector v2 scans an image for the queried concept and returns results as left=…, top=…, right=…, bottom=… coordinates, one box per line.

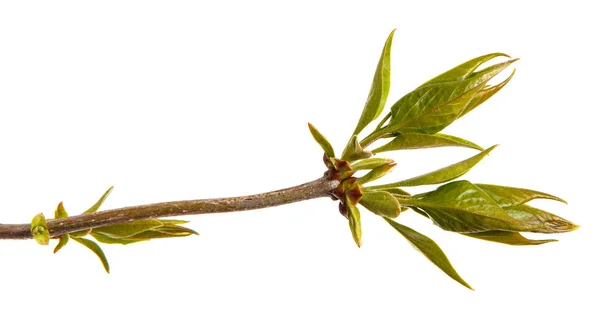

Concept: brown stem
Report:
left=0, top=176, right=340, bottom=240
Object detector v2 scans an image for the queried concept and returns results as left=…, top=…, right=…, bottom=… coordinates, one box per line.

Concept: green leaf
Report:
left=459, top=69, right=515, bottom=119
left=387, top=58, right=516, bottom=134
left=69, top=229, right=92, bottom=238
left=420, top=53, right=509, bottom=86
left=404, top=181, right=544, bottom=233
left=92, top=219, right=164, bottom=239
left=370, top=145, right=496, bottom=189
left=84, top=186, right=114, bottom=214
left=341, top=135, right=373, bottom=162
left=30, top=213, right=49, bottom=246
left=384, top=217, right=472, bottom=290
left=308, top=123, right=335, bottom=157
left=475, top=183, right=566, bottom=207
left=346, top=200, right=362, bottom=248
left=463, top=231, right=557, bottom=246
left=54, top=235, right=70, bottom=253
left=90, top=232, right=147, bottom=245
left=372, top=133, right=483, bottom=153
left=505, top=205, right=579, bottom=234
left=54, top=202, right=69, bottom=219
left=350, top=158, right=394, bottom=171
left=152, top=225, right=199, bottom=236
left=363, top=186, right=411, bottom=197
left=358, top=191, right=401, bottom=218
left=351, top=29, right=395, bottom=136
left=356, top=162, right=396, bottom=185
left=73, top=237, right=110, bottom=273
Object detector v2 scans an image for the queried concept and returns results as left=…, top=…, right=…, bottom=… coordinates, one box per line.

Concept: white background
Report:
left=1, top=1, right=597, bottom=330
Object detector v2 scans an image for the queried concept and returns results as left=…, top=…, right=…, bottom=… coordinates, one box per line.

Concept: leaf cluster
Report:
left=308, top=30, right=577, bottom=289
left=31, top=187, right=197, bottom=273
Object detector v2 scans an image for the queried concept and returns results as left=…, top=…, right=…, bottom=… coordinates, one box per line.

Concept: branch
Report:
left=0, top=176, right=340, bottom=240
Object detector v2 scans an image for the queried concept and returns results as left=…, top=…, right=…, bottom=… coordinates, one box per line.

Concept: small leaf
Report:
left=152, top=225, right=199, bottom=236
left=308, top=123, right=335, bottom=157
left=69, top=229, right=92, bottom=238
left=370, top=145, right=497, bottom=189
left=30, top=213, right=49, bottom=246
left=459, top=69, right=515, bottom=119
left=387, top=58, right=516, bottom=134
left=350, top=158, right=394, bottom=171
left=420, top=53, right=510, bottom=86
left=359, top=191, right=401, bottom=218
left=72, top=237, right=110, bottom=273
left=351, top=29, right=395, bottom=136
left=463, top=231, right=557, bottom=246
left=384, top=217, right=472, bottom=290
left=372, top=133, right=483, bottom=153
left=475, top=183, right=566, bottom=207
left=54, top=235, right=70, bottom=253
left=54, top=202, right=69, bottom=219
left=356, top=162, right=396, bottom=185
left=346, top=199, right=362, bottom=248
left=84, top=186, right=114, bottom=214
left=404, top=181, right=544, bottom=233
left=91, top=232, right=147, bottom=245
left=506, top=205, right=579, bottom=234
left=363, top=186, right=411, bottom=197
left=341, top=135, right=373, bottom=162
left=92, top=219, right=164, bottom=239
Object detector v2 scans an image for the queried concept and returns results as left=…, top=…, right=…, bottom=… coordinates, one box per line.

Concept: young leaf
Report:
left=463, top=231, right=557, bottom=246
left=356, top=162, right=396, bottom=185
left=73, top=237, right=110, bottom=273
left=351, top=29, right=395, bottom=136
left=341, top=135, right=373, bottom=162
left=370, top=145, right=497, bottom=188
left=346, top=199, right=362, bottom=248
left=358, top=191, right=401, bottom=218
left=459, top=69, right=515, bottom=119
left=384, top=217, right=472, bottom=290
left=475, top=184, right=566, bottom=208
left=420, top=53, right=510, bottom=86
left=506, top=205, right=579, bottom=234
left=30, top=213, right=49, bottom=246
left=363, top=186, right=411, bottom=197
left=308, top=123, right=335, bottom=157
left=372, top=133, right=483, bottom=153
left=92, top=219, right=164, bottom=239
left=84, top=186, right=114, bottom=214
left=387, top=59, right=517, bottom=134
left=350, top=158, right=394, bottom=171
left=404, top=181, right=545, bottom=233
left=54, top=202, right=69, bottom=219
left=54, top=235, right=70, bottom=253
left=91, top=232, right=147, bottom=245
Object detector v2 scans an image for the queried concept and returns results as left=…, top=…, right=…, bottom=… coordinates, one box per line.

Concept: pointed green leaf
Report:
left=346, top=199, right=362, bottom=248
left=506, top=205, right=579, bottom=234
left=73, top=237, right=110, bottom=273
left=420, top=53, right=510, bottom=86
left=92, top=219, right=164, bottom=239
left=54, top=235, right=70, bottom=253
left=30, top=213, right=49, bottom=246
left=54, top=202, right=69, bottom=219
left=475, top=183, right=566, bottom=207
left=351, top=158, right=394, bottom=171
left=308, top=123, right=335, bottom=157
left=341, top=135, right=373, bottom=162
left=84, top=186, right=114, bottom=214
left=69, top=229, right=92, bottom=238
left=351, top=29, right=395, bottom=136
left=156, top=219, right=191, bottom=226
left=387, top=58, right=517, bottom=134
left=384, top=217, right=472, bottom=290
left=363, top=186, right=411, bottom=197
left=404, top=181, right=544, bottom=233
left=152, top=225, right=199, bottom=236
left=459, top=69, right=515, bottom=119
left=356, top=162, right=396, bottom=185
left=463, top=231, right=557, bottom=246
left=90, top=232, right=148, bottom=245
left=359, top=191, right=401, bottom=218
left=372, top=133, right=483, bottom=153
left=371, top=145, right=496, bottom=189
